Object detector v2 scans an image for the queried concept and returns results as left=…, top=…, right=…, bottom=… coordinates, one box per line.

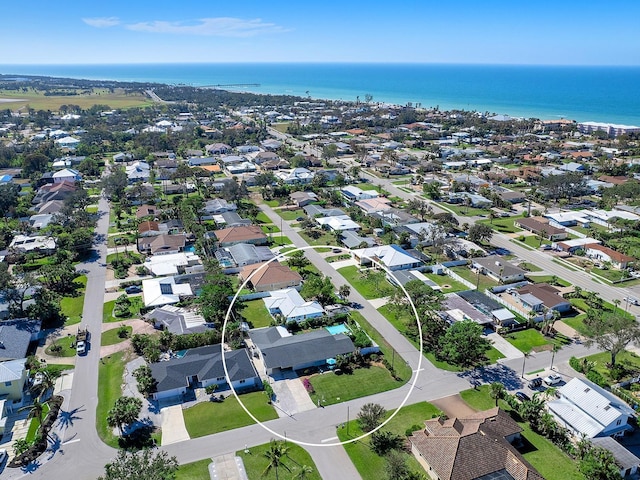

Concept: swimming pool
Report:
left=184, top=245, right=196, bottom=253
left=325, top=323, right=350, bottom=335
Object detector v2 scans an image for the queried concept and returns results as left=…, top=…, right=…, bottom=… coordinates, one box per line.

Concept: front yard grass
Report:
left=242, top=299, right=272, bottom=328
left=479, top=214, right=524, bottom=233
left=298, top=230, right=338, bottom=249
left=337, top=402, right=441, bottom=480
left=450, top=266, right=498, bottom=291
left=101, top=326, right=133, bottom=346
left=61, top=275, right=88, bottom=326
left=581, top=350, right=640, bottom=384
left=561, top=314, right=589, bottom=335
left=337, top=265, right=395, bottom=299
left=517, top=234, right=551, bottom=249
left=269, top=235, right=292, bottom=247
left=423, top=273, right=469, bottom=293
left=526, top=275, right=570, bottom=287
left=103, top=297, right=143, bottom=322
left=275, top=208, right=304, bottom=221
left=45, top=335, right=78, bottom=357
left=238, top=441, right=321, bottom=480
left=519, top=262, right=543, bottom=273
left=183, top=392, right=277, bottom=438
left=460, top=385, right=581, bottom=480
left=176, top=459, right=211, bottom=480
left=254, top=211, right=272, bottom=224
left=96, top=351, right=126, bottom=448
left=503, top=328, right=552, bottom=353
left=25, top=403, right=51, bottom=443
left=308, top=365, right=400, bottom=406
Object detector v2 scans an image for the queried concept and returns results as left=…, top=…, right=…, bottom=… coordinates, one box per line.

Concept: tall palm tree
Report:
left=20, top=398, right=46, bottom=422
left=262, top=440, right=291, bottom=479
left=490, top=382, right=506, bottom=406
left=293, top=465, right=314, bottom=479
left=30, top=369, right=58, bottom=400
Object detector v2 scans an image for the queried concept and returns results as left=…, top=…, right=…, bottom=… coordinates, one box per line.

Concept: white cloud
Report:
left=126, top=17, right=287, bottom=37
left=82, top=17, right=120, bottom=28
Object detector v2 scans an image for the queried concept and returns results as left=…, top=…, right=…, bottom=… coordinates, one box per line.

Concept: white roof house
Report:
left=55, top=136, right=81, bottom=149
left=548, top=378, right=636, bottom=438
left=142, top=276, right=193, bottom=308
left=315, top=215, right=361, bottom=232
left=9, top=235, right=56, bottom=253
left=275, top=168, right=315, bottom=184
left=352, top=244, right=422, bottom=271
left=341, top=185, right=379, bottom=202
left=144, top=252, right=202, bottom=276
left=52, top=168, right=81, bottom=184
left=263, top=288, right=324, bottom=323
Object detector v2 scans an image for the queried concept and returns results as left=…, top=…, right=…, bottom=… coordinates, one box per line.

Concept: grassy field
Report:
left=275, top=208, right=304, bottom=221
left=238, top=441, right=321, bottom=480
left=450, top=266, right=498, bottom=291
left=176, top=459, right=211, bottom=480
left=460, top=386, right=581, bottom=480
left=298, top=230, right=339, bottom=249
left=45, top=335, right=78, bottom=357
left=61, top=275, right=87, bottom=326
left=103, top=297, right=143, bottom=322
left=561, top=314, right=589, bottom=335
left=254, top=211, right=272, bottom=224
left=337, top=402, right=441, bottom=480
left=423, top=273, right=469, bottom=293
left=101, top=326, right=132, bottom=346
left=582, top=350, right=640, bottom=383
left=242, top=299, right=272, bottom=328
left=479, top=214, right=524, bottom=233
left=337, top=265, right=395, bottom=299
left=183, top=392, right=278, bottom=438
left=308, top=365, right=401, bottom=406
left=0, top=88, right=152, bottom=111
left=270, top=235, right=292, bottom=247
left=96, top=352, right=127, bottom=448
left=525, top=275, right=570, bottom=287
left=517, top=234, right=551, bottom=248
left=503, top=329, right=552, bottom=353
left=519, top=262, right=543, bottom=272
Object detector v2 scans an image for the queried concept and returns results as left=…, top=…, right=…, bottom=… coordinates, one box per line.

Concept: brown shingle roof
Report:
left=516, top=217, right=564, bottom=236
left=213, top=225, right=267, bottom=245
left=239, top=262, right=302, bottom=289
left=139, top=220, right=160, bottom=234
left=410, top=409, right=542, bottom=480
left=517, top=283, right=568, bottom=309
left=149, top=234, right=186, bottom=255
left=585, top=243, right=634, bottom=263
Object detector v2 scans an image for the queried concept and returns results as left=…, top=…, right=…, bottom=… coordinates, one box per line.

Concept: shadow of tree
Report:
left=57, top=406, right=85, bottom=429
left=457, top=363, right=524, bottom=391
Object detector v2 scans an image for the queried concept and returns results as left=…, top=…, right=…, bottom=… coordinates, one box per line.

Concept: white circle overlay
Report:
left=221, top=244, right=424, bottom=447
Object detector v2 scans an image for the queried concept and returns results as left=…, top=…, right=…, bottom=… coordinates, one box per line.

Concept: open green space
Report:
left=101, top=326, right=133, bottom=346
left=516, top=234, right=551, bottom=249
left=269, top=235, right=292, bottom=247
left=423, top=273, right=468, bottom=292
left=337, top=265, right=395, bottom=299
left=96, top=351, right=126, bottom=448
left=44, top=364, right=75, bottom=376
left=503, top=329, right=552, bottom=353
left=242, top=299, right=272, bottom=328
left=254, top=211, right=272, bottom=224
left=298, top=229, right=338, bottom=249
left=325, top=254, right=351, bottom=263
left=460, top=385, right=582, bottom=480
left=308, top=365, right=400, bottom=406
left=263, top=199, right=282, bottom=207
left=176, top=459, right=211, bottom=480
left=237, top=441, right=321, bottom=480
left=518, top=262, right=543, bottom=272
left=61, top=275, right=87, bottom=326
left=103, top=297, right=143, bottom=322
left=275, top=208, right=304, bottom=221
left=348, top=311, right=412, bottom=381
left=0, top=87, right=152, bottom=111
left=45, top=335, right=78, bottom=357
left=479, top=214, right=524, bottom=233
left=261, top=224, right=281, bottom=234
left=183, top=392, right=277, bottom=438
left=525, top=275, right=570, bottom=287
left=591, top=267, right=628, bottom=283
left=437, top=202, right=490, bottom=217
left=337, top=402, right=441, bottom=480
left=450, top=266, right=498, bottom=291
left=581, top=350, right=640, bottom=383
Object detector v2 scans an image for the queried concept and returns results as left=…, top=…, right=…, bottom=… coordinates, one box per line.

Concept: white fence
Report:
left=442, top=267, right=477, bottom=290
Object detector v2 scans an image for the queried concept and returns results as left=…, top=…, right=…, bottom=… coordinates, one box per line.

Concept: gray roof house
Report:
left=145, top=305, right=211, bottom=335
left=591, top=436, right=640, bottom=478
left=0, top=319, right=40, bottom=361
left=217, top=243, right=275, bottom=268
left=150, top=345, right=260, bottom=400
left=472, top=255, right=526, bottom=284
left=249, top=327, right=355, bottom=375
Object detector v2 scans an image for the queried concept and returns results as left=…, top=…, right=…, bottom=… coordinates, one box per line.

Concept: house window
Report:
left=217, top=377, right=225, bottom=381
left=4, top=381, right=11, bottom=386
left=617, top=419, right=622, bottom=426
left=239, top=379, right=246, bottom=384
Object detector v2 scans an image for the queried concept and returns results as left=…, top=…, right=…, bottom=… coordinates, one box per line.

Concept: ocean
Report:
left=1, top=63, right=639, bottom=125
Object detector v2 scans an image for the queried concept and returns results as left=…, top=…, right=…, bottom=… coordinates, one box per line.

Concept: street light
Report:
left=521, top=351, right=530, bottom=378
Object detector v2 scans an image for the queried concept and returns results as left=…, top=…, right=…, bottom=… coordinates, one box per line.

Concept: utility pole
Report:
left=346, top=406, right=350, bottom=436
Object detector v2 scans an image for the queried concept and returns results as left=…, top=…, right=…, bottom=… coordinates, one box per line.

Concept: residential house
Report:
left=339, top=230, right=377, bottom=249
left=369, top=208, right=419, bottom=228
left=355, top=197, right=392, bottom=215
left=215, top=243, right=275, bottom=269
left=32, top=181, right=76, bottom=205
left=315, top=215, right=361, bottom=232
left=341, top=185, right=379, bottom=203
left=213, top=225, right=268, bottom=247
left=457, top=289, right=518, bottom=328
left=142, top=276, right=193, bottom=308
left=448, top=192, right=492, bottom=208
left=9, top=235, right=56, bottom=254
left=303, top=204, right=346, bottom=218
left=205, top=143, right=231, bottom=155
left=591, top=437, right=640, bottom=479
left=555, top=237, right=601, bottom=253
left=352, top=244, right=423, bottom=271
left=137, top=234, right=186, bottom=256
left=28, top=214, right=54, bottom=230
left=0, top=359, right=28, bottom=402
left=249, top=326, right=355, bottom=375
left=239, top=262, right=302, bottom=292
left=275, top=167, right=315, bottom=184
left=289, top=191, right=318, bottom=208
left=498, top=190, right=526, bottom=204
left=203, top=198, right=237, bottom=216
left=138, top=220, right=161, bottom=237
left=126, top=161, right=151, bottom=183
left=514, top=283, right=571, bottom=313
left=214, top=211, right=252, bottom=228
left=441, top=293, right=494, bottom=327
left=515, top=217, right=568, bottom=241
left=55, top=136, right=81, bottom=149
left=0, top=319, right=40, bottom=361
left=472, top=255, right=527, bottom=284
left=143, top=252, right=202, bottom=277
left=136, top=204, right=160, bottom=219
left=409, top=408, right=544, bottom=480
left=150, top=345, right=260, bottom=401
left=146, top=305, right=210, bottom=335
left=548, top=378, right=635, bottom=438
left=52, top=168, right=81, bottom=184
left=263, top=288, right=324, bottom=323
left=36, top=200, right=65, bottom=215
left=584, top=243, right=634, bottom=270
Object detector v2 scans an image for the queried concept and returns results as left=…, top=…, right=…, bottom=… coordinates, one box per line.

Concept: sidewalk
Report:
left=488, top=332, right=524, bottom=360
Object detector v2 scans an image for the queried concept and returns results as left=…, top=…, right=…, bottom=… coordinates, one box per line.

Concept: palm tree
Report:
left=262, top=440, right=291, bottom=479
left=490, top=382, right=506, bottom=406
left=338, top=284, right=351, bottom=301
left=21, top=398, right=46, bottom=422
left=30, top=369, right=58, bottom=400
left=293, top=465, right=314, bottom=479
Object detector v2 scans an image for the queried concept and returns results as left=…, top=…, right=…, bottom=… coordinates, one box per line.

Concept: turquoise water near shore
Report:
left=2, top=63, right=639, bottom=125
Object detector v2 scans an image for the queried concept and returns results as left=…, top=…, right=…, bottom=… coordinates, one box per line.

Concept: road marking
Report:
left=62, top=439, right=81, bottom=445
left=320, top=436, right=339, bottom=443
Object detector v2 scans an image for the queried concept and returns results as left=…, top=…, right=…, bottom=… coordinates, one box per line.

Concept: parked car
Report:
left=125, top=285, right=142, bottom=294
left=624, top=297, right=639, bottom=306
left=495, top=248, right=511, bottom=255
left=543, top=374, right=563, bottom=386
left=528, top=377, right=543, bottom=389
left=515, top=391, right=531, bottom=402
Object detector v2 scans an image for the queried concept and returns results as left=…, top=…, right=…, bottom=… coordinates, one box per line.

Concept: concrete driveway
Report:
left=160, top=405, right=190, bottom=446
left=270, top=371, right=316, bottom=417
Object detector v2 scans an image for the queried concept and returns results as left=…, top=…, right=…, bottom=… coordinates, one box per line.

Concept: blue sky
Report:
left=2, top=0, right=639, bottom=65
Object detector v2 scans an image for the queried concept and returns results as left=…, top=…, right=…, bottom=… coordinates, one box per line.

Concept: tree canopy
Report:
left=99, top=449, right=178, bottom=480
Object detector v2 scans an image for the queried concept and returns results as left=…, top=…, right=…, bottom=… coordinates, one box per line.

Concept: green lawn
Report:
left=450, top=266, right=498, bottom=291
left=242, top=300, right=272, bottom=328
left=337, top=402, right=441, bottom=480
left=503, top=329, right=552, bottom=353
left=45, top=335, right=78, bottom=357
left=516, top=234, right=551, bottom=248
left=238, top=441, right=321, bottom=480
left=479, top=214, right=524, bottom=233
left=61, top=275, right=87, bottom=326
left=337, top=265, right=395, bottom=299
left=275, top=208, right=304, bottom=221
left=101, top=326, right=133, bottom=346
left=582, top=350, right=640, bottom=383
left=591, top=267, right=628, bottom=283
left=270, top=235, right=292, bottom=247
left=561, top=314, right=589, bottom=335
left=437, top=202, right=490, bottom=217
left=183, top=392, right=278, bottom=438
left=254, top=211, right=272, bottom=224
left=460, top=386, right=581, bottom=480
left=263, top=199, right=282, bottom=207
left=308, top=365, right=401, bottom=406
left=298, top=230, right=338, bottom=248
left=25, top=403, right=51, bottom=443
left=176, top=459, right=211, bottom=480
left=325, top=254, right=351, bottom=263
left=103, top=297, right=143, bottom=322
left=423, top=273, right=469, bottom=293
left=96, top=352, right=126, bottom=448
left=525, top=275, right=570, bottom=287
left=519, top=262, right=543, bottom=273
